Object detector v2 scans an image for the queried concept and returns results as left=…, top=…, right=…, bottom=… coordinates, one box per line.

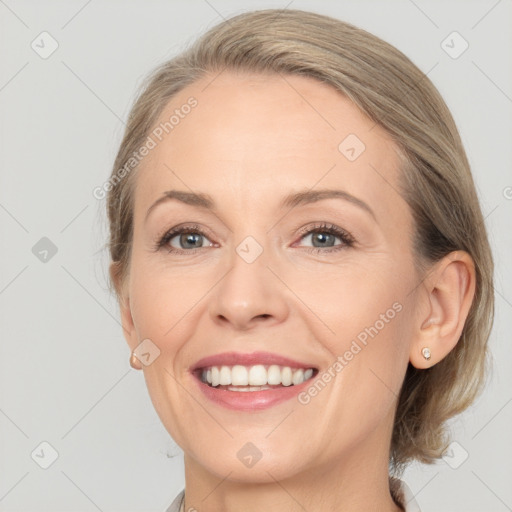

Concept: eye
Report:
left=154, top=222, right=355, bottom=255
left=154, top=224, right=215, bottom=254
left=295, top=223, right=355, bottom=252
left=170, top=232, right=211, bottom=250
left=302, top=231, right=338, bottom=248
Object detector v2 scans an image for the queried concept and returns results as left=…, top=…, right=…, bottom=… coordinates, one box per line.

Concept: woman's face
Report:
left=120, top=71, right=424, bottom=482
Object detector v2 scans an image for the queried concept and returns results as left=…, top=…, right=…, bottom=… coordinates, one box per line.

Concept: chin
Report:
left=192, top=448, right=308, bottom=484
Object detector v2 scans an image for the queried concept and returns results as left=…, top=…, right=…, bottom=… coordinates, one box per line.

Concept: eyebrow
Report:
left=145, top=188, right=376, bottom=222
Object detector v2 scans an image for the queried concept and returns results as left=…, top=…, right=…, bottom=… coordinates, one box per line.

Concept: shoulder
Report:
left=163, top=489, right=184, bottom=512
left=390, top=477, right=422, bottom=512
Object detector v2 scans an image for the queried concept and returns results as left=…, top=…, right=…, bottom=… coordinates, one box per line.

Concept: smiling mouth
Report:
left=194, top=364, right=318, bottom=392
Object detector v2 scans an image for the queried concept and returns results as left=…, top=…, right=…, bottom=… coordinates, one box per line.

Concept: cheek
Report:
left=299, top=298, right=410, bottom=447
left=281, top=254, right=406, bottom=335
left=129, top=256, right=213, bottom=341
left=292, top=257, right=412, bottom=412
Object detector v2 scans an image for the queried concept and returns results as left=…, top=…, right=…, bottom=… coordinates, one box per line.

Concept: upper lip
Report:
left=191, top=351, right=317, bottom=371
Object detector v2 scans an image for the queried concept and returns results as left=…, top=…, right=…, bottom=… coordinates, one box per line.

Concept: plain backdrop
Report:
left=0, top=1, right=511, bottom=511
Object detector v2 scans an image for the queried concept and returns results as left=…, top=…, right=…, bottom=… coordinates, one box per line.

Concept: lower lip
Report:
left=192, top=373, right=314, bottom=411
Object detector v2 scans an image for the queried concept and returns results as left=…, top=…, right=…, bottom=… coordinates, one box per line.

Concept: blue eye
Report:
left=169, top=232, right=211, bottom=250
left=155, top=224, right=214, bottom=254
left=155, top=222, right=355, bottom=255
left=296, top=223, right=355, bottom=253
left=301, top=231, right=339, bottom=248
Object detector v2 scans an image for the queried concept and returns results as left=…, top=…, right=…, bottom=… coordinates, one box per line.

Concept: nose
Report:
left=208, top=244, right=289, bottom=331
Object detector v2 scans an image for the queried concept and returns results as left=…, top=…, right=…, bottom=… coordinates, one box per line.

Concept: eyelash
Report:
left=154, top=222, right=355, bottom=255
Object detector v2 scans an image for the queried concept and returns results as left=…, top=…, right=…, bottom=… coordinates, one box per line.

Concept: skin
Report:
left=112, top=71, right=476, bottom=512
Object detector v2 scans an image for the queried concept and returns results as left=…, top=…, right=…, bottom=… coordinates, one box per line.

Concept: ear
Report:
left=410, top=251, right=476, bottom=369
left=109, top=261, right=140, bottom=363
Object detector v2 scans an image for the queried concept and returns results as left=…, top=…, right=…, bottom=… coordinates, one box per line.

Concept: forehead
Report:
left=133, top=71, right=408, bottom=230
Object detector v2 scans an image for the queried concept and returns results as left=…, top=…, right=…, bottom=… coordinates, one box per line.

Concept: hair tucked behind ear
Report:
left=106, top=8, right=494, bottom=474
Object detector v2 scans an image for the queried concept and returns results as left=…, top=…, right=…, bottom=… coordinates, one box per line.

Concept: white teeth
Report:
left=231, top=365, right=249, bottom=386
left=199, top=364, right=316, bottom=388
left=219, top=366, right=232, bottom=385
left=267, top=365, right=281, bottom=385
left=227, top=385, right=271, bottom=392
left=211, top=367, right=220, bottom=387
left=281, top=367, right=292, bottom=386
left=292, top=369, right=305, bottom=385
left=248, top=365, right=267, bottom=386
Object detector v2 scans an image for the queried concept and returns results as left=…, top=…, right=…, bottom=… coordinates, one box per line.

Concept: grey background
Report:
left=0, top=0, right=511, bottom=510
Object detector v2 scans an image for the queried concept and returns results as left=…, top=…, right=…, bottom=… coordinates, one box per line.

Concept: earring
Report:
left=421, top=347, right=431, bottom=361
left=130, top=352, right=142, bottom=370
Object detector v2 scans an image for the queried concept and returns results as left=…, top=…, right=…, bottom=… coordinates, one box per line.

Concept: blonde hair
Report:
left=106, top=9, right=494, bottom=473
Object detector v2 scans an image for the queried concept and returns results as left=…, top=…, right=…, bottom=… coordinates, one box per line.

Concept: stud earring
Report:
left=130, top=352, right=142, bottom=370
left=421, top=347, right=431, bottom=361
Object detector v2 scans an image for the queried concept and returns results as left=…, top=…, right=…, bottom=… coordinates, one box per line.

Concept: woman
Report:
left=105, top=9, right=494, bottom=512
